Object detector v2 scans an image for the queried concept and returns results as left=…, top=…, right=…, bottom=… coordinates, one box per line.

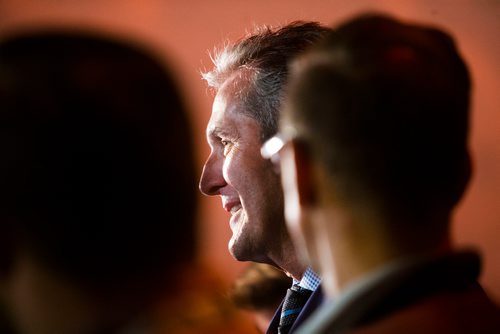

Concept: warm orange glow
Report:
left=1, top=0, right=498, bottom=316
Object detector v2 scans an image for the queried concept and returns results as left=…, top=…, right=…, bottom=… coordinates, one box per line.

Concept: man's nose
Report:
left=199, top=155, right=226, bottom=196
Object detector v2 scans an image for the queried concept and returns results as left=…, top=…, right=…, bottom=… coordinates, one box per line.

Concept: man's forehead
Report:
left=206, top=68, right=260, bottom=137
left=211, top=75, right=249, bottom=122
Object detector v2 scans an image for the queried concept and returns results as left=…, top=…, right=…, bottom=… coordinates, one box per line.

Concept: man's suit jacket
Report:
left=266, top=284, right=324, bottom=334
left=297, top=251, right=500, bottom=334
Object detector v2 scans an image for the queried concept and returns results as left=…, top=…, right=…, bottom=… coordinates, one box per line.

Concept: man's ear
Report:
left=290, top=139, right=317, bottom=206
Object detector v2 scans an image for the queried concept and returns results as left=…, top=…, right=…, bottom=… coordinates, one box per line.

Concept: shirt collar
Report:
left=293, top=267, right=321, bottom=291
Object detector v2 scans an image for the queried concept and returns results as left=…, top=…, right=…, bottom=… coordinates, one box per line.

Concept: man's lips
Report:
left=223, top=199, right=242, bottom=214
left=229, top=204, right=242, bottom=214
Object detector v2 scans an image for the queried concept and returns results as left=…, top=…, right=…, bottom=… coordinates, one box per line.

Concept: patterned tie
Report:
left=278, top=284, right=313, bottom=334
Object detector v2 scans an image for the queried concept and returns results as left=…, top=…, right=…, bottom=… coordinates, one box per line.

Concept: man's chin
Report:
left=228, top=239, right=242, bottom=260
left=228, top=238, right=251, bottom=262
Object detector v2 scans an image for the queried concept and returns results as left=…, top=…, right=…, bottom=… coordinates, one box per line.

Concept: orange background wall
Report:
left=1, top=0, right=498, bottom=302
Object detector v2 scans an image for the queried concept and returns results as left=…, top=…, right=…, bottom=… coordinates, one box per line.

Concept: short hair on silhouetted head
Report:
left=285, top=13, right=471, bottom=224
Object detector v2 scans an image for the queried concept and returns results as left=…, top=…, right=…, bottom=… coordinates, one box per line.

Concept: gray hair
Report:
left=202, top=21, right=330, bottom=141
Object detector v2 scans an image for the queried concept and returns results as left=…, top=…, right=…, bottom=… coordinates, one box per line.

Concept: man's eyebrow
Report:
left=208, top=126, right=236, bottom=138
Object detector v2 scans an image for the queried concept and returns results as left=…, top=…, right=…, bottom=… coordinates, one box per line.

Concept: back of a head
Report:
left=286, top=13, right=471, bottom=226
left=0, top=30, right=197, bottom=300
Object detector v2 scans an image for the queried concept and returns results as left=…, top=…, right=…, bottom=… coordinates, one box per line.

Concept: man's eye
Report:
left=220, top=139, right=232, bottom=156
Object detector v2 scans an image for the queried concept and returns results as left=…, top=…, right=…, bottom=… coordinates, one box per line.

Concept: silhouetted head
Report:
left=283, top=13, right=471, bottom=230
left=0, top=30, right=197, bottom=304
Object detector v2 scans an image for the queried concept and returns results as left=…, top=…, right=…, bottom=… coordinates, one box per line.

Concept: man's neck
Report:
left=317, top=210, right=452, bottom=299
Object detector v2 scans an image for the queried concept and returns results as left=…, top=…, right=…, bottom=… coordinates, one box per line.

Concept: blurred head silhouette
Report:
left=0, top=29, right=197, bottom=334
left=275, top=13, right=472, bottom=277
